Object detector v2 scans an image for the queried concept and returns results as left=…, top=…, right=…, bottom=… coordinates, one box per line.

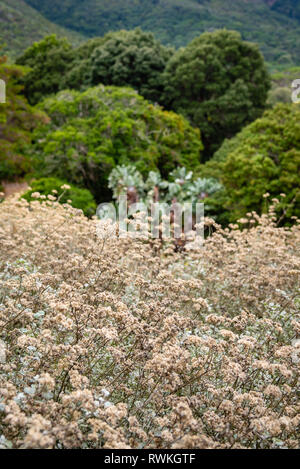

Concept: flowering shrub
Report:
left=0, top=195, right=299, bottom=449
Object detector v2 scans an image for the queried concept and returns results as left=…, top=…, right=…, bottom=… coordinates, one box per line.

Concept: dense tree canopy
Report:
left=213, top=103, right=300, bottom=224
left=88, top=29, right=174, bottom=102
left=16, top=35, right=113, bottom=105
left=163, top=30, right=271, bottom=157
left=16, top=35, right=73, bottom=105
left=29, top=85, right=203, bottom=201
left=17, top=30, right=173, bottom=105
left=0, top=54, right=47, bottom=181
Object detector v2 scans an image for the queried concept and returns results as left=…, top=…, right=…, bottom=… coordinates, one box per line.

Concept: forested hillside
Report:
left=268, top=0, right=300, bottom=21
left=0, top=0, right=83, bottom=58
left=23, top=0, right=300, bottom=65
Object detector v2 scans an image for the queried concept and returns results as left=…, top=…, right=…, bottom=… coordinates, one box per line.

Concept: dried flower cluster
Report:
left=0, top=196, right=299, bottom=449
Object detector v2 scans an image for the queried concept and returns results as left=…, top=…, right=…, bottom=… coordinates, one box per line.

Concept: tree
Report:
left=16, top=31, right=173, bottom=105
left=0, top=54, right=47, bottom=181
left=61, top=37, right=110, bottom=91
left=162, top=30, right=271, bottom=157
left=88, top=29, right=174, bottom=102
left=214, top=103, right=300, bottom=224
left=29, top=85, right=203, bottom=202
left=16, top=35, right=73, bottom=105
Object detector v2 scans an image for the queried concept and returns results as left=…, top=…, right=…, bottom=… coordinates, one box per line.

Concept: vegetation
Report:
left=28, top=85, right=203, bottom=201
left=0, top=0, right=83, bottom=59
left=209, top=104, right=300, bottom=224
left=0, top=195, right=299, bottom=448
left=163, top=30, right=270, bottom=156
left=23, top=0, right=300, bottom=66
left=108, top=164, right=222, bottom=219
left=269, top=0, right=300, bottom=22
left=17, top=30, right=271, bottom=158
left=0, top=55, right=47, bottom=182
left=267, top=66, right=300, bottom=107
left=21, top=177, right=97, bottom=217
left=16, top=30, right=174, bottom=105
left=16, top=35, right=118, bottom=105
left=16, top=35, right=74, bottom=106
left=88, top=29, right=174, bottom=103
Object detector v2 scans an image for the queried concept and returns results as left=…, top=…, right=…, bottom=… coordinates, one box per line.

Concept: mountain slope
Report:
left=267, top=0, right=300, bottom=22
left=0, top=0, right=84, bottom=59
left=24, top=0, right=300, bottom=65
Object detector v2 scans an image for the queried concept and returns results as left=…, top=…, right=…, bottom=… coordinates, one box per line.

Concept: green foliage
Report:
left=61, top=37, right=110, bottom=92
left=269, top=0, right=300, bottom=22
left=0, top=0, right=83, bottom=59
left=0, top=55, right=47, bottom=181
left=88, top=29, right=174, bottom=102
left=17, top=30, right=173, bottom=105
left=108, top=164, right=223, bottom=218
left=267, top=66, right=300, bottom=107
left=16, top=35, right=113, bottom=105
left=164, top=167, right=194, bottom=202
left=267, top=87, right=292, bottom=107
left=16, top=35, right=74, bottom=105
left=29, top=85, right=203, bottom=201
left=162, top=30, right=271, bottom=157
left=22, top=177, right=97, bottom=217
left=108, top=165, right=145, bottom=199
left=23, top=0, right=300, bottom=66
left=214, top=103, right=300, bottom=224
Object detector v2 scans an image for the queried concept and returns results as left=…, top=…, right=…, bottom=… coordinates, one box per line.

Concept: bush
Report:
left=29, top=85, right=203, bottom=202
left=211, top=103, right=300, bottom=224
left=107, top=164, right=223, bottom=222
left=267, top=87, right=293, bottom=107
left=267, top=66, right=300, bottom=107
left=22, top=177, right=97, bottom=217
left=0, top=197, right=299, bottom=449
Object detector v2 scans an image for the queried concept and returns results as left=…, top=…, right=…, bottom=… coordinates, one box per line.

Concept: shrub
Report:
left=267, top=66, right=300, bottom=107
left=213, top=103, right=300, bottom=224
left=0, top=197, right=299, bottom=448
left=30, top=85, right=203, bottom=202
left=107, top=164, right=223, bottom=221
left=21, top=177, right=97, bottom=217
